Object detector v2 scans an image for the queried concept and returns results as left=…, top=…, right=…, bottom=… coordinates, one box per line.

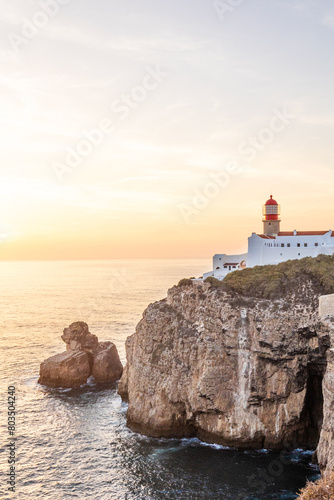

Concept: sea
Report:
left=0, top=259, right=320, bottom=499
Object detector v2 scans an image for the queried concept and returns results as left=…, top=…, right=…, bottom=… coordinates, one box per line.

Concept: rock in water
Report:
left=92, top=341, right=123, bottom=384
left=38, top=351, right=91, bottom=388
left=118, top=336, right=132, bottom=401
left=39, top=322, right=123, bottom=388
left=61, top=321, right=98, bottom=354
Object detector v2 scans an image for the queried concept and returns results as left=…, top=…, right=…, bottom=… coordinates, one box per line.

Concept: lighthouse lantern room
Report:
left=263, top=195, right=281, bottom=236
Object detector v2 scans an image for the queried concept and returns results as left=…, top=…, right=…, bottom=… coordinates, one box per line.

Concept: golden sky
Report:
left=1, top=0, right=334, bottom=259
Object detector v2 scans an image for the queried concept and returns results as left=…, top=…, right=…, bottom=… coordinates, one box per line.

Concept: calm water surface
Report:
left=0, top=260, right=319, bottom=499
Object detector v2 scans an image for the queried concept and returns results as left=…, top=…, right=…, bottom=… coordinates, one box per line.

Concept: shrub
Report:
left=203, top=276, right=224, bottom=288
left=221, top=255, right=334, bottom=300
left=297, top=471, right=334, bottom=499
left=177, top=278, right=193, bottom=287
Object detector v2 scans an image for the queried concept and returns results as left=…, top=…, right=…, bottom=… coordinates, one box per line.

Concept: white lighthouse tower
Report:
left=262, top=195, right=281, bottom=236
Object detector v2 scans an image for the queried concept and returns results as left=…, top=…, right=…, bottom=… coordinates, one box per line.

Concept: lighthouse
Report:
left=203, top=194, right=334, bottom=280
left=263, top=195, right=281, bottom=236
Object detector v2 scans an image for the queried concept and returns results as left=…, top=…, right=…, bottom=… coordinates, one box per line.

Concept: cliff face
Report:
left=317, top=318, right=334, bottom=472
left=119, top=280, right=331, bottom=454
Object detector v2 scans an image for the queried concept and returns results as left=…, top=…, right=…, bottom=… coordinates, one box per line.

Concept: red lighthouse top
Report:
left=263, top=195, right=280, bottom=221
left=265, top=195, right=278, bottom=206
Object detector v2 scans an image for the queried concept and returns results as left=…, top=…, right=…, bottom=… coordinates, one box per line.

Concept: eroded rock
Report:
left=317, top=320, right=334, bottom=473
left=39, top=322, right=123, bottom=388
left=92, top=341, right=123, bottom=384
left=61, top=321, right=98, bottom=354
left=38, top=350, right=90, bottom=388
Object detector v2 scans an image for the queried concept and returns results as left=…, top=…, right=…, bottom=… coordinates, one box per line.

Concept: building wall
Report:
left=212, top=253, right=247, bottom=270
left=203, top=253, right=247, bottom=280
left=248, top=231, right=334, bottom=267
left=319, top=294, right=334, bottom=318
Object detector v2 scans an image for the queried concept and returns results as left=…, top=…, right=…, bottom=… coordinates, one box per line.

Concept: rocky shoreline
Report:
left=119, top=257, right=334, bottom=476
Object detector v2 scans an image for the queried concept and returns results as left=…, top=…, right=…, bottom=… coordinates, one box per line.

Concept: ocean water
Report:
left=0, top=259, right=319, bottom=499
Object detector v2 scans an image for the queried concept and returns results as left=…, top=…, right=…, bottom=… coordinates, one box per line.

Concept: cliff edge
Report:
left=119, top=256, right=334, bottom=473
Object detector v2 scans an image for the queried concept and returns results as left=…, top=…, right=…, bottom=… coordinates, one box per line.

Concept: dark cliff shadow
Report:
left=299, top=363, right=325, bottom=451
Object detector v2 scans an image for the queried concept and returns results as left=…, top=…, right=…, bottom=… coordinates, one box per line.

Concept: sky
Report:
left=1, top=0, right=334, bottom=260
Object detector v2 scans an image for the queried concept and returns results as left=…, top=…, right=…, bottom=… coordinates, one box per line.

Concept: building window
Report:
left=224, top=266, right=227, bottom=269
left=304, top=243, right=308, bottom=247
left=280, top=253, right=283, bottom=256
left=281, top=243, right=284, bottom=247
left=216, top=267, right=220, bottom=270
left=297, top=243, right=300, bottom=247
left=287, top=243, right=290, bottom=247
left=219, top=258, right=221, bottom=260
left=298, top=253, right=300, bottom=256
left=315, top=243, right=318, bottom=247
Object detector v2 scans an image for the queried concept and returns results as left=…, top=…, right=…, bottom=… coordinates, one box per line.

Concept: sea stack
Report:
left=39, top=322, right=123, bottom=388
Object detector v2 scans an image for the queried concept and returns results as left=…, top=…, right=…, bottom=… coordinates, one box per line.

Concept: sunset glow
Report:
left=1, top=1, right=334, bottom=259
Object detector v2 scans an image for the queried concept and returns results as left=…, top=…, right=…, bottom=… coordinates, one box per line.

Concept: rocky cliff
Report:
left=317, top=310, right=334, bottom=473
left=119, top=256, right=334, bottom=473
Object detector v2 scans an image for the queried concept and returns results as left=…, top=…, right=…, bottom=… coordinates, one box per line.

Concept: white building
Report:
left=203, top=195, right=334, bottom=280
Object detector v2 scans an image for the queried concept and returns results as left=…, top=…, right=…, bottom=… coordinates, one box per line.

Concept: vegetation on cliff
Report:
left=177, top=278, right=194, bottom=287
left=297, top=471, right=334, bottom=499
left=204, top=255, right=334, bottom=300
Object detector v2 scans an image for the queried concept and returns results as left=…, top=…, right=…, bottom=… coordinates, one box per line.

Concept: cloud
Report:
left=322, top=13, right=334, bottom=27
left=44, top=21, right=208, bottom=56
